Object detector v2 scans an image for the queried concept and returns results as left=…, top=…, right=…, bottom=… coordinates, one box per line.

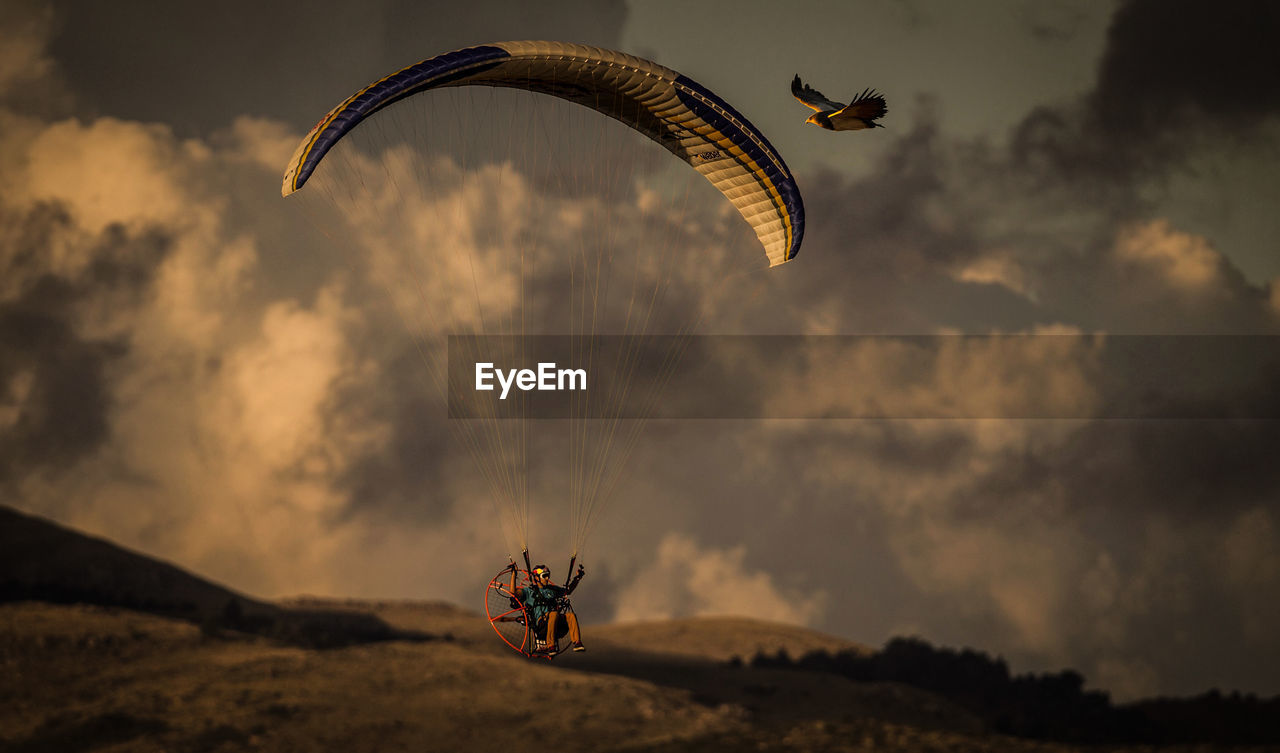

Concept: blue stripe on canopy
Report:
left=288, top=45, right=511, bottom=195
left=673, top=74, right=805, bottom=262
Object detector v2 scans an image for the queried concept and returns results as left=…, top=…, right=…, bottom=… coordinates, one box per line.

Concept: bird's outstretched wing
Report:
left=837, top=88, right=888, bottom=121
left=792, top=75, right=845, bottom=112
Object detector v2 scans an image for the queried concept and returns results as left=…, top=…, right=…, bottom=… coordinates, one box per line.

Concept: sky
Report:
left=3, top=0, right=1280, bottom=701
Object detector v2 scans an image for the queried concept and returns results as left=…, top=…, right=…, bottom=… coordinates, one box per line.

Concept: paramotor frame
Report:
left=485, top=565, right=569, bottom=659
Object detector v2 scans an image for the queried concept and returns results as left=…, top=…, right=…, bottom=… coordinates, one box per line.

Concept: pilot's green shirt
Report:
left=522, top=583, right=565, bottom=623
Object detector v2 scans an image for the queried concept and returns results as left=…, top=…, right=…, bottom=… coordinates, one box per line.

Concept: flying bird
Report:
left=792, top=75, right=887, bottom=131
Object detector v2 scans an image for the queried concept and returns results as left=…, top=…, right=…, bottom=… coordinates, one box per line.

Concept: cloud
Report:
left=955, top=253, right=1037, bottom=301
left=0, top=15, right=393, bottom=595
left=760, top=328, right=1104, bottom=420
left=0, top=2, right=70, bottom=115
left=0, top=3, right=51, bottom=94
left=0, top=107, right=381, bottom=594
left=12, top=118, right=212, bottom=235
left=1091, top=0, right=1280, bottom=150
left=44, top=0, right=629, bottom=136
left=612, top=533, right=825, bottom=626
left=0, top=292, right=121, bottom=485
left=1112, top=219, right=1225, bottom=293
left=0, top=9, right=775, bottom=607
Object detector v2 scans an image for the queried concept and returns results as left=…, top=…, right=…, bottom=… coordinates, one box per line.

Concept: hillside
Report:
left=2, top=506, right=1275, bottom=752
left=0, top=506, right=429, bottom=649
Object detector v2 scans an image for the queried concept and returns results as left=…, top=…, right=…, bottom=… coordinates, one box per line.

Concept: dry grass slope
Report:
left=4, top=508, right=1271, bottom=751
left=4, top=601, right=1076, bottom=753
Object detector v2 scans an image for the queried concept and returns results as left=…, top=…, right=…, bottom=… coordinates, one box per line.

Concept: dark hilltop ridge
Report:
left=0, top=505, right=436, bottom=649
left=751, top=640, right=1280, bottom=747
left=3, top=503, right=1278, bottom=752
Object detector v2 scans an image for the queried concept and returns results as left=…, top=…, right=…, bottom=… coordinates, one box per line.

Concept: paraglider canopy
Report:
left=283, top=40, right=804, bottom=266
